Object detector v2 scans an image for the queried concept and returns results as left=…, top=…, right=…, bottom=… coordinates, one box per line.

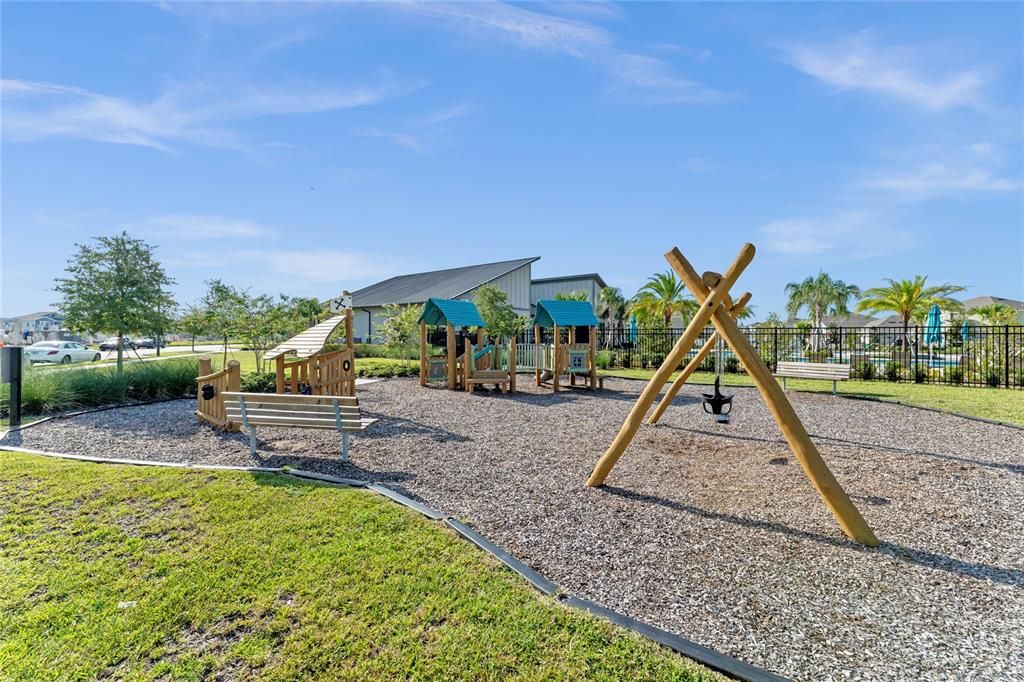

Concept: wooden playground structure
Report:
left=586, top=243, right=880, bottom=547
left=518, top=300, right=600, bottom=391
left=418, top=298, right=517, bottom=393
left=197, top=296, right=357, bottom=430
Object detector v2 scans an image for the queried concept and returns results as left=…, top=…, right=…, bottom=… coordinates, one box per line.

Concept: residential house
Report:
left=959, top=295, right=1024, bottom=324
left=0, top=311, right=75, bottom=344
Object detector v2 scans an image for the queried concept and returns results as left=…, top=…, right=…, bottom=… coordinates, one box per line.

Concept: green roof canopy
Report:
left=418, top=298, right=485, bottom=328
left=533, top=299, right=600, bottom=328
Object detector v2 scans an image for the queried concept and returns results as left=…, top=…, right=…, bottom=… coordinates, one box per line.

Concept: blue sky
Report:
left=2, top=1, right=1022, bottom=320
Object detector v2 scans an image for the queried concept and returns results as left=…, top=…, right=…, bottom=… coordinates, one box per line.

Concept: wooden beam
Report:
left=648, top=292, right=751, bottom=425
left=509, top=337, right=517, bottom=393
left=589, top=325, right=597, bottom=390
left=587, top=243, right=755, bottom=487
left=447, top=322, right=456, bottom=390
left=553, top=324, right=561, bottom=392
left=665, top=247, right=878, bottom=547
left=534, top=324, right=542, bottom=386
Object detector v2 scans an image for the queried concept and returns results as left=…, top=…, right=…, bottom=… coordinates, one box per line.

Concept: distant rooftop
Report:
left=347, top=257, right=539, bottom=308
left=531, top=273, right=608, bottom=289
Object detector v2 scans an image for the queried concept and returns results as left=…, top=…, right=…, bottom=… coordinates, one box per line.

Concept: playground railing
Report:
left=196, top=358, right=240, bottom=430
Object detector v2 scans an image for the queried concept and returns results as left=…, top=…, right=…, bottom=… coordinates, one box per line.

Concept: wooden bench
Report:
left=223, top=392, right=378, bottom=462
left=774, top=361, right=851, bottom=395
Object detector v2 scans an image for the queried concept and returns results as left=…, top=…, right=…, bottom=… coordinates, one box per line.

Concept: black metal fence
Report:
left=592, top=324, right=1024, bottom=389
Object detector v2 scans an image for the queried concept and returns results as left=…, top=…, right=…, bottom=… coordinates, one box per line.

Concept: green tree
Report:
left=857, top=276, right=965, bottom=342
left=596, top=286, right=628, bottom=347
left=177, top=305, right=210, bottom=353
left=474, top=285, right=526, bottom=339
left=972, top=303, right=1018, bottom=325
left=784, top=272, right=861, bottom=329
left=376, top=303, right=420, bottom=366
left=235, top=293, right=293, bottom=373
left=54, top=232, right=176, bottom=372
left=201, top=279, right=245, bottom=365
left=553, top=290, right=589, bottom=301
left=762, top=312, right=784, bottom=327
left=292, top=297, right=327, bottom=327
left=629, top=271, right=696, bottom=327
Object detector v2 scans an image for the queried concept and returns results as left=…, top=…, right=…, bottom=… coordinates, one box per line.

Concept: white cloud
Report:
left=651, top=43, right=713, bottom=62
left=139, top=214, right=278, bottom=240
left=780, top=32, right=990, bottom=110
left=681, top=157, right=715, bottom=173
left=758, top=211, right=910, bottom=258
left=357, top=128, right=422, bottom=149
left=1, top=76, right=419, bottom=151
left=861, top=142, right=1020, bottom=197
left=390, top=2, right=725, bottom=105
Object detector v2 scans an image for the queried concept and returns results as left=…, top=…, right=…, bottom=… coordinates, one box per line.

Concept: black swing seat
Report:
left=701, top=376, right=733, bottom=419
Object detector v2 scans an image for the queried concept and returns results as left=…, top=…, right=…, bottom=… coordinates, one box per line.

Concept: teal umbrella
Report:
left=924, top=304, right=943, bottom=346
left=629, top=315, right=638, bottom=343
left=960, top=320, right=971, bottom=342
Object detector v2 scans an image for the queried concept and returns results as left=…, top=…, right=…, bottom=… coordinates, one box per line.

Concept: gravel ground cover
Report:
left=4, top=377, right=1022, bottom=681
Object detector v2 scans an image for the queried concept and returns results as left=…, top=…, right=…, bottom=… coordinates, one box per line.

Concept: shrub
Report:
left=984, top=367, right=1002, bottom=388
left=1016, top=369, right=1024, bottom=388
left=911, top=364, right=929, bottom=384
left=807, top=349, right=832, bottom=363
left=241, top=372, right=277, bottom=393
left=884, top=362, right=902, bottom=382
left=17, top=358, right=199, bottom=415
left=595, top=350, right=614, bottom=370
left=855, top=361, right=876, bottom=381
left=723, top=356, right=740, bottom=374
left=947, top=367, right=964, bottom=385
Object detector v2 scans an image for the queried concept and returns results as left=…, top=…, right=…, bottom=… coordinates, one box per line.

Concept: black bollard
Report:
left=1, top=346, right=23, bottom=428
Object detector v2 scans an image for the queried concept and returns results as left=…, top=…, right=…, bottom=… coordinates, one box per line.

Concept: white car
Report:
left=25, top=341, right=102, bottom=365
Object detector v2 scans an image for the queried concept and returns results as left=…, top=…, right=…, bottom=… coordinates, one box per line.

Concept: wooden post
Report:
left=464, top=337, right=474, bottom=394
left=665, top=247, right=879, bottom=547
left=648, top=292, right=751, bottom=425
left=535, top=324, right=542, bottom=386
left=509, top=337, right=517, bottom=393
left=587, top=244, right=755, bottom=488
left=275, top=355, right=285, bottom=394
left=344, top=303, right=353, bottom=351
left=589, top=325, right=597, bottom=390
left=569, top=327, right=576, bottom=386
left=553, top=324, right=561, bottom=392
left=447, top=322, right=456, bottom=390
left=227, top=360, right=241, bottom=390
left=419, top=321, right=428, bottom=386
left=198, top=357, right=211, bottom=378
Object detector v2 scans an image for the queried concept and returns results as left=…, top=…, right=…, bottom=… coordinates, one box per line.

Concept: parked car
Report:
left=25, top=341, right=102, bottom=364
left=135, top=337, right=167, bottom=349
left=98, top=337, right=137, bottom=351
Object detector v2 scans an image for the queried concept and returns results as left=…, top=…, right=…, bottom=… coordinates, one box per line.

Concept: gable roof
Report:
left=961, top=295, right=1024, bottom=311
left=265, top=315, right=347, bottom=360
left=531, top=273, right=608, bottom=289
left=533, top=299, right=600, bottom=328
left=349, top=257, right=539, bottom=308
left=418, top=298, right=485, bottom=328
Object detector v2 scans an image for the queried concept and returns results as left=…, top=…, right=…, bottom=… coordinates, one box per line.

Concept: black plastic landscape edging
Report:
left=367, top=483, right=447, bottom=520
left=558, top=595, right=790, bottom=682
left=0, top=444, right=789, bottom=682
left=444, top=518, right=560, bottom=597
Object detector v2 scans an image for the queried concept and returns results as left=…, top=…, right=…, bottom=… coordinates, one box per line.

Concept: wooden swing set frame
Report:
left=586, top=243, right=879, bottom=547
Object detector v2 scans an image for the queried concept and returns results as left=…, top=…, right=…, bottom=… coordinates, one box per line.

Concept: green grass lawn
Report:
left=0, top=453, right=717, bottom=681
left=599, top=368, right=1024, bottom=426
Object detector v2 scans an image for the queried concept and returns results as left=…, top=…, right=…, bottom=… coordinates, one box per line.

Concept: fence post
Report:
left=772, top=327, right=779, bottom=371
left=1, top=346, right=23, bottom=428
left=1005, top=325, right=1011, bottom=387
left=838, top=326, right=843, bottom=364
left=227, top=360, right=241, bottom=392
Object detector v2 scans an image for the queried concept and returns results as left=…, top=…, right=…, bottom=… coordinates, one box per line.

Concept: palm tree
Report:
left=596, top=286, right=628, bottom=347
left=857, top=275, right=965, bottom=342
left=553, top=290, right=589, bottom=301
left=629, top=271, right=696, bottom=327
left=784, top=272, right=861, bottom=329
left=971, top=303, right=1018, bottom=325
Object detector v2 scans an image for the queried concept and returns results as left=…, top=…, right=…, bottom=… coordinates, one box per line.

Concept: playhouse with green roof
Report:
left=523, top=299, right=601, bottom=391
left=417, top=298, right=517, bottom=393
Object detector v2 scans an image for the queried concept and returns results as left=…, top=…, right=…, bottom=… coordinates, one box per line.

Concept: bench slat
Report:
left=222, top=392, right=359, bottom=406
left=223, top=402, right=361, bottom=416
left=775, top=362, right=850, bottom=380
left=226, top=408, right=361, bottom=422
left=228, top=413, right=375, bottom=431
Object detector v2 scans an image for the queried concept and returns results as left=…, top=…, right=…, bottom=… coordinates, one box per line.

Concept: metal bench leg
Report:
left=832, top=380, right=837, bottom=395
left=782, top=376, right=787, bottom=391
left=248, top=427, right=257, bottom=456
left=341, top=431, right=349, bottom=463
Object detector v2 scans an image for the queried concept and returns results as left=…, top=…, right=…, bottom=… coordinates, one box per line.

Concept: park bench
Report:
left=774, top=361, right=851, bottom=395
left=223, top=392, right=378, bottom=462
